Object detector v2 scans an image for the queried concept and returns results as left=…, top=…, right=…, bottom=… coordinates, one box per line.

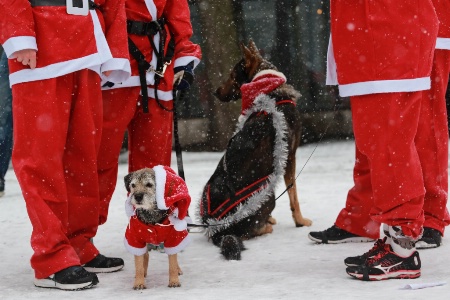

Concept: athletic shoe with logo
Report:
left=344, top=237, right=388, bottom=267
left=346, top=243, right=421, bottom=281
left=34, top=266, right=99, bottom=290
left=83, top=254, right=124, bottom=273
left=308, top=225, right=374, bottom=244
left=416, top=227, right=442, bottom=249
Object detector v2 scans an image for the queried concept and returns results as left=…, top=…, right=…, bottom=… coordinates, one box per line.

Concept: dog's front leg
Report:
left=168, top=254, right=181, bottom=287
left=287, top=181, right=312, bottom=227
left=133, top=254, right=148, bottom=290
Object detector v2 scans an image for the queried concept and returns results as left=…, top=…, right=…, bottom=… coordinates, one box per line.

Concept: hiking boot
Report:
left=308, top=225, right=374, bottom=244
left=344, top=237, right=387, bottom=267
left=83, top=254, right=124, bottom=273
left=346, top=243, right=421, bottom=281
left=416, top=227, right=442, bottom=249
left=34, top=266, right=99, bottom=290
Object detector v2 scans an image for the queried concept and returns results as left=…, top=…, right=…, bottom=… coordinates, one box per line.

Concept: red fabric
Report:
left=350, top=92, right=425, bottom=239
left=158, top=166, right=191, bottom=220
left=433, top=0, right=450, bottom=38
left=0, top=0, right=128, bottom=78
left=125, top=217, right=188, bottom=250
left=11, top=70, right=102, bottom=279
left=125, top=0, right=202, bottom=91
left=335, top=6, right=450, bottom=238
left=98, top=0, right=201, bottom=224
left=330, top=0, right=438, bottom=85
left=98, top=87, right=173, bottom=225
left=240, top=73, right=286, bottom=113
left=416, top=49, right=450, bottom=233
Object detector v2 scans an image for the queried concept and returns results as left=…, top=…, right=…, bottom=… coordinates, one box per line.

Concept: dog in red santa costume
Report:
left=124, top=165, right=191, bottom=289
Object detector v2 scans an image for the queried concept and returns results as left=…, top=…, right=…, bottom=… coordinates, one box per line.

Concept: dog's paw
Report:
left=133, top=283, right=147, bottom=290
left=168, top=280, right=181, bottom=288
left=267, top=216, right=277, bottom=225
left=295, top=217, right=313, bottom=227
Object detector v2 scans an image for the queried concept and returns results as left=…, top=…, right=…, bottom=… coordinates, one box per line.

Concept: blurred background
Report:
left=3, top=0, right=449, bottom=152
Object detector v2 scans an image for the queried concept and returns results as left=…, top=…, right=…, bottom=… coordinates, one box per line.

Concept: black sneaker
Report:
left=34, top=266, right=99, bottom=290
left=308, top=225, right=374, bottom=244
left=416, top=227, right=442, bottom=249
left=344, top=237, right=387, bottom=267
left=346, top=243, right=421, bottom=281
left=83, top=254, right=124, bottom=273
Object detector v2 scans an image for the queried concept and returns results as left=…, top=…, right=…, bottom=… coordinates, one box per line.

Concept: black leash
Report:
left=173, top=88, right=187, bottom=181
left=274, top=101, right=343, bottom=201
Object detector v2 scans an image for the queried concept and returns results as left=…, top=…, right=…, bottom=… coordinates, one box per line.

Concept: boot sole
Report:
left=34, top=278, right=98, bottom=290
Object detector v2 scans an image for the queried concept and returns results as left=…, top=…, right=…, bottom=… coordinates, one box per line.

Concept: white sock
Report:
left=387, top=225, right=416, bottom=257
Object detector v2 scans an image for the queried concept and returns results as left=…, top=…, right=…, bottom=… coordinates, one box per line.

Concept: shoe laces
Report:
left=365, top=237, right=387, bottom=256
left=365, top=243, right=390, bottom=266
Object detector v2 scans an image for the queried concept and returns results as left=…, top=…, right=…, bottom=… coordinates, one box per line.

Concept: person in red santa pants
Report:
left=309, top=0, right=440, bottom=281
left=310, top=1, right=450, bottom=251
left=124, top=165, right=191, bottom=256
left=0, top=0, right=131, bottom=290
left=97, top=0, right=202, bottom=232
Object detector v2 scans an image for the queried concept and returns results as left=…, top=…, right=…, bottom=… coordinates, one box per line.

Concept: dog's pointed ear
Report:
left=241, top=41, right=253, bottom=69
left=124, top=173, right=133, bottom=193
left=248, top=39, right=263, bottom=60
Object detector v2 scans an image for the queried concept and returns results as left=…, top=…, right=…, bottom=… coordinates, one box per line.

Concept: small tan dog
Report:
left=124, top=166, right=192, bottom=289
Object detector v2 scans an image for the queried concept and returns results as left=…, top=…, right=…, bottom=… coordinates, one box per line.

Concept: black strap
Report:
left=127, top=20, right=164, bottom=36
left=29, top=0, right=98, bottom=9
left=173, top=88, right=186, bottom=180
left=128, top=38, right=151, bottom=113
left=127, top=19, right=175, bottom=113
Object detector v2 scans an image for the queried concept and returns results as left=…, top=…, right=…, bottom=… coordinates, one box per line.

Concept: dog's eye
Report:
left=131, top=183, right=136, bottom=188
left=146, top=183, right=153, bottom=188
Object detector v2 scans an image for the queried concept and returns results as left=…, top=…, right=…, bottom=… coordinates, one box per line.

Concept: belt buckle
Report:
left=66, top=0, right=89, bottom=16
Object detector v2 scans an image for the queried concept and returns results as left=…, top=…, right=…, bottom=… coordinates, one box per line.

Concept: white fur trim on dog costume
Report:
left=154, top=165, right=168, bottom=210
left=123, top=237, right=147, bottom=256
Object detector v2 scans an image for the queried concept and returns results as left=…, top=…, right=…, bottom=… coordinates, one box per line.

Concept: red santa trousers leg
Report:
left=335, top=145, right=380, bottom=239
left=98, top=87, right=141, bottom=225
left=350, top=92, right=425, bottom=239
left=12, top=70, right=102, bottom=279
left=417, top=49, right=450, bottom=235
left=127, top=97, right=173, bottom=171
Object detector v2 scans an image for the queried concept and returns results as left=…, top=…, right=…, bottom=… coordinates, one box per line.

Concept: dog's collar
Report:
left=275, top=99, right=296, bottom=107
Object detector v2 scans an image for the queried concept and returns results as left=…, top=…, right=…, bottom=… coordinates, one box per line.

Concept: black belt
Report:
left=127, top=20, right=165, bottom=36
left=29, top=0, right=98, bottom=9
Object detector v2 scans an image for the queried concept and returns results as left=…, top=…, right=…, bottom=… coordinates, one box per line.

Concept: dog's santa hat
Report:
left=154, top=165, right=191, bottom=221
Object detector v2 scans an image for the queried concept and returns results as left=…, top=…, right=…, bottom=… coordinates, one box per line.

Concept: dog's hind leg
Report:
left=143, top=252, right=149, bottom=277
left=168, top=254, right=181, bottom=287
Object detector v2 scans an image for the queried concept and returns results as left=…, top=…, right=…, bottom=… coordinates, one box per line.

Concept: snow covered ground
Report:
left=1, top=140, right=449, bottom=299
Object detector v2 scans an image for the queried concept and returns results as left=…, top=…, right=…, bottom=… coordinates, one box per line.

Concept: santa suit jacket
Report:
left=104, top=0, right=202, bottom=101
left=0, top=0, right=131, bottom=86
left=433, top=0, right=450, bottom=50
left=326, top=0, right=439, bottom=97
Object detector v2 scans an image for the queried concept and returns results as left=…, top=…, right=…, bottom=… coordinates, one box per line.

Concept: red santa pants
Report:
left=12, top=70, right=102, bottom=279
left=336, top=50, right=450, bottom=238
left=98, top=86, right=173, bottom=224
left=335, top=50, right=450, bottom=238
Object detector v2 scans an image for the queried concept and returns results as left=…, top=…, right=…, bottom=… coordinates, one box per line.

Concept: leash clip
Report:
left=147, top=60, right=171, bottom=78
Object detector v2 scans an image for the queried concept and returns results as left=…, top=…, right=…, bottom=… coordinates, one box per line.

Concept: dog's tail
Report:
left=212, top=234, right=245, bottom=260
